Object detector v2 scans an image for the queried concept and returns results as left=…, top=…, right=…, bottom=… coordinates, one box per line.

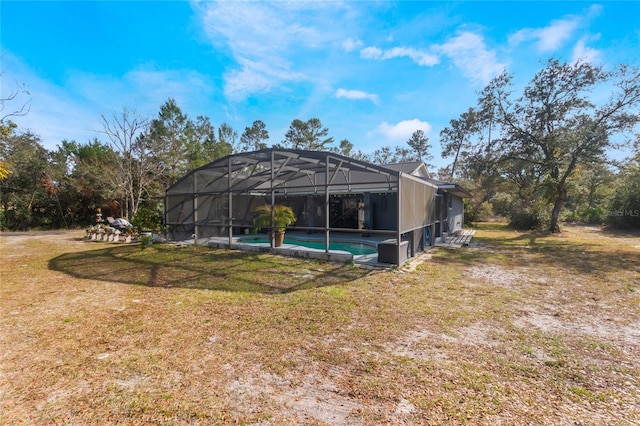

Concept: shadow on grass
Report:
left=443, top=223, right=639, bottom=278
left=601, top=226, right=640, bottom=238
left=49, top=244, right=371, bottom=294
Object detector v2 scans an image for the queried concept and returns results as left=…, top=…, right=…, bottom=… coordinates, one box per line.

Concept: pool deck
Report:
left=178, top=229, right=475, bottom=267
left=189, top=232, right=391, bottom=266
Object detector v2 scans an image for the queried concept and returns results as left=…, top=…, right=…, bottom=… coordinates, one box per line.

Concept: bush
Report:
left=490, top=192, right=514, bottom=217
left=562, top=206, right=606, bottom=224
left=132, top=207, right=163, bottom=232
left=580, top=207, right=606, bottom=224
left=476, top=201, right=494, bottom=222
left=509, top=204, right=551, bottom=230
left=463, top=199, right=477, bottom=226
left=139, top=232, right=154, bottom=249
left=464, top=200, right=494, bottom=226
left=607, top=180, right=640, bottom=229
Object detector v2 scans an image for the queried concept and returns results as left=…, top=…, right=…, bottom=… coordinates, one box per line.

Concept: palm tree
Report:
left=252, top=204, right=296, bottom=247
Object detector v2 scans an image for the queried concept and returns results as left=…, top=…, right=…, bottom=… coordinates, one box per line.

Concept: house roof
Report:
left=426, top=178, right=473, bottom=198
left=382, top=161, right=432, bottom=179
left=383, top=162, right=472, bottom=198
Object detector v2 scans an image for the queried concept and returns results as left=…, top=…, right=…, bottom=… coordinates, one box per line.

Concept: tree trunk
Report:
left=549, top=188, right=566, bottom=233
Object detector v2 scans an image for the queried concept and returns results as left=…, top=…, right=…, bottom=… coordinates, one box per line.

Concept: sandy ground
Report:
left=1, top=228, right=639, bottom=424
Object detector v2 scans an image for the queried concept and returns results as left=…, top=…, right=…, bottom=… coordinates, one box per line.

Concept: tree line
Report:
left=1, top=58, right=638, bottom=231
left=0, top=97, right=433, bottom=230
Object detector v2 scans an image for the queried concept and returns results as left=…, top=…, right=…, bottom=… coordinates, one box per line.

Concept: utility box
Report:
left=377, top=239, right=409, bottom=265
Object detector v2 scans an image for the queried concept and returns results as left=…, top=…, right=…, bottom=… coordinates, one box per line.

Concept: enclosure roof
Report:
left=165, top=148, right=425, bottom=196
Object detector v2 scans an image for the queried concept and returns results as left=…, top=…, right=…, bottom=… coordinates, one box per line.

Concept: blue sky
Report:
left=1, top=1, right=639, bottom=168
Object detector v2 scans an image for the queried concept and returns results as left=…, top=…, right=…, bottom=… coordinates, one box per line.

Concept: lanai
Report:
left=164, top=149, right=439, bottom=265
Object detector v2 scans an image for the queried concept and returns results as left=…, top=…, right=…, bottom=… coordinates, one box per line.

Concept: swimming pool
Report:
left=239, top=236, right=377, bottom=256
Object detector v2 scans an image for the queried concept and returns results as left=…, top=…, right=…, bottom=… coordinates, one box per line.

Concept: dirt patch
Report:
left=223, top=367, right=373, bottom=425
left=466, top=264, right=552, bottom=288
left=400, top=251, right=434, bottom=272
left=515, top=311, right=640, bottom=348
left=388, top=322, right=500, bottom=362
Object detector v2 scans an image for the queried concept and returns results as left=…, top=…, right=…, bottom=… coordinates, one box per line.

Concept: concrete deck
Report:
left=173, top=229, right=476, bottom=266
left=185, top=231, right=393, bottom=266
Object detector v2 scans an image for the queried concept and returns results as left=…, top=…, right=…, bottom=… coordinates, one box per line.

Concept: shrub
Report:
left=580, top=207, right=606, bottom=224
left=510, top=203, right=551, bottom=230
left=607, top=181, right=640, bottom=229
left=132, top=207, right=163, bottom=232
left=464, top=199, right=494, bottom=226
left=139, top=232, right=153, bottom=249
left=490, top=192, right=514, bottom=217
left=463, top=199, right=477, bottom=226
left=476, top=201, right=494, bottom=222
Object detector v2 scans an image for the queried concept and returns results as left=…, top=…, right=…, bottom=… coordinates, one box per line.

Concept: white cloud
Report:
left=342, top=37, right=363, bottom=52
left=509, top=18, right=579, bottom=52
left=223, top=57, right=306, bottom=101
left=335, top=88, right=379, bottom=104
left=375, top=119, right=432, bottom=141
left=537, top=19, right=579, bottom=51
left=436, top=32, right=506, bottom=84
left=0, top=54, right=101, bottom=148
left=360, top=46, right=439, bottom=66
left=572, top=35, right=601, bottom=64
left=385, top=47, right=439, bottom=66
left=1, top=53, right=213, bottom=149
left=360, top=33, right=501, bottom=82
left=507, top=4, right=603, bottom=53
left=63, top=66, right=212, bottom=119
left=194, top=1, right=355, bottom=101
left=360, top=46, right=384, bottom=60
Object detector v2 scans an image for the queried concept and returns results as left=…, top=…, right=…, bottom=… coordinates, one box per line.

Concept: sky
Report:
left=1, top=1, right=639, bottom=169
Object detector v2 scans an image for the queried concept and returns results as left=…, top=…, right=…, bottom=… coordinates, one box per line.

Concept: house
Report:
left=381, top=161, right=471, bottom=240
left=164, top=149, right=471, bottom=265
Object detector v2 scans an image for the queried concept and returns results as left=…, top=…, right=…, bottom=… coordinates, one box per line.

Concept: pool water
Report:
left=241, top=237, right=377, bottom=256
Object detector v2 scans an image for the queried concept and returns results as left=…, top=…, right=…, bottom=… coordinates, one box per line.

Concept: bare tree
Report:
left=99, top=108, right=158, bottom=219
left=0, top=67, right=31, bottom=124
left=1, top=56, right=31, bottom=138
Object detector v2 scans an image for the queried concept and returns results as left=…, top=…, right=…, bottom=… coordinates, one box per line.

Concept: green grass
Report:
left=1, top=223, right=639, bottom=424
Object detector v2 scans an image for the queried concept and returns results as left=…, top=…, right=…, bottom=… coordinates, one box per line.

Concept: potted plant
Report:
left=252, top=204, right=296, bottom=247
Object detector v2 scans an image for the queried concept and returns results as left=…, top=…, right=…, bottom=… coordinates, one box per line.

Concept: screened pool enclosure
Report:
left=164, top=149, right=442, bottom=265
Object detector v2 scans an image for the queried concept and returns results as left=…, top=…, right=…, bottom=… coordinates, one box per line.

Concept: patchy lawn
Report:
left=1, top=223, right=638, bottom=425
